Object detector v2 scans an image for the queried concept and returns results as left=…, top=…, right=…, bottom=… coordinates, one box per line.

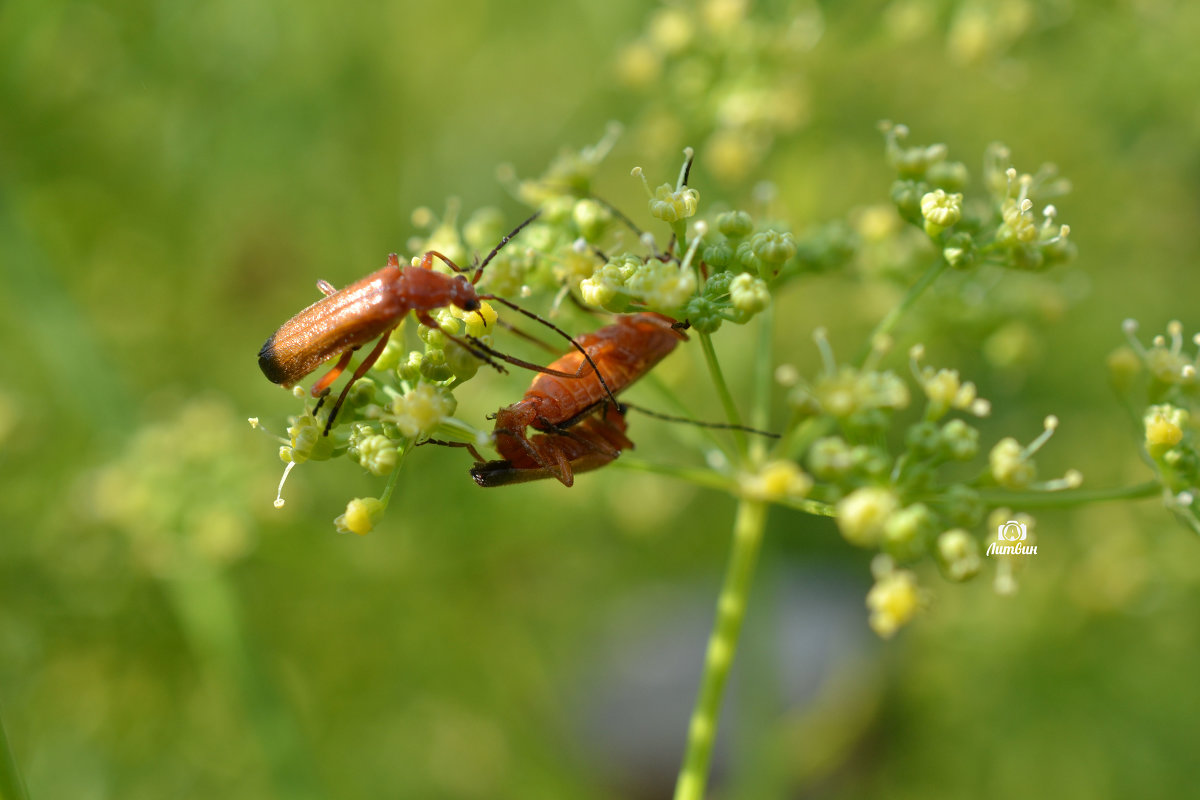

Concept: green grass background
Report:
left=3, top=0, right=1200, bottom=797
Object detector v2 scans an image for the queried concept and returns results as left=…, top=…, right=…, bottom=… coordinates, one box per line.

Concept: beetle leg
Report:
left=532, top=435, right=574, bottom=487
left=496, top=427, right=572, bottom=486
left=311, top=349, right=356, bottom=401
left=419, top=251, right=468, bottom=274
left=420, top=439, right=487, bottom=463
left=322, top=329, right=393, bottom=435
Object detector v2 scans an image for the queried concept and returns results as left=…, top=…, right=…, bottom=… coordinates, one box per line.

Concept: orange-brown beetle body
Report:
left=490, top=312, right=687, bottom=486
left=258, top=254, right=479, bottom=387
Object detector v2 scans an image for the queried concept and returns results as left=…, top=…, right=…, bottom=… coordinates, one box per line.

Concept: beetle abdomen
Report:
left=258, top=268, right=402, bottom=386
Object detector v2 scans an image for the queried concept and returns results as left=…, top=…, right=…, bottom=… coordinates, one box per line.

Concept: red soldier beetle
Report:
left=470, top=311, right=780, bottom=487
left=488, top=312, right=689, bottom=486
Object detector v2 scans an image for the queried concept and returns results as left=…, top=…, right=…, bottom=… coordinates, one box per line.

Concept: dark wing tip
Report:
left=258, top=333, right=289, bottom=384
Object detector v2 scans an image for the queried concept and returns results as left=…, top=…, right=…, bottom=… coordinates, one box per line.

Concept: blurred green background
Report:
left=3, top=0, right=1200, bottom=798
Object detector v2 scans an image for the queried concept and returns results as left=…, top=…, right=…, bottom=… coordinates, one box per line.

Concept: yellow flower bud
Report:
left=836, top=487, right=899, bottom=547
left=866, top=569, right=921, bottom=638
left=740, top=461, right=813, bottom=502
left=334, top=497, right=385, bottom=536
left=1144, top=404, right=1187, bottom=451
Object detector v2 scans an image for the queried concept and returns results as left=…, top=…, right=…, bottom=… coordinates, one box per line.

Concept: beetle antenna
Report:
left=582, top=192, right=645, bottom=239
left=495, top=317, right=560, bottom=354
left=472, top=210, right=542, bottom=284
left=479, top=294, right=620, bottom=407
left=619, top=401, right=780, bottom=439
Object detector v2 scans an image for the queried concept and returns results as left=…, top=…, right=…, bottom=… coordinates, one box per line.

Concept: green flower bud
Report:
left=791, top=221, right=859, bottom=274
left=736, top=229, right=796, bottom=278
left=1008, top=243, right=1046, bottom=271
left=836, top=486, right=899, bottom=548
left=541, top=194, right=575, bottom=224
left=729, top=273, right=770, bottom=314
left=572, top=198, right=610, bottom=242
left=286, top=416, right=335, bottom=462
left=905, top=420, right=941, bottom=456
left=936, top=529, right=981, bottom=582
left=419, top=349, right=454, bottom=383
left=390, top=382, right=457, bottom=440
left=683, top=295, right=724, bottom=334
left=703, top=270, right=736, bottom=298
left=444, top=339, right=482, bottom=382
left=855, top=445, right=892, bottom=478
left=579, top=275, right=625, bottom=311
left=883, top=122, right=947, bottom=181
left=343, top=378, right=377, bottom=414
left=649, top=183, right=700, bottom=222
left=941, top=485, right=984, bottom=528
left=989, top=437, right=1035, bottom=489
left=418, top=322, right=448, bottom=349
left=883, top=503, right=937, bottom=562
left=890, top=179, right=928, bottom=226
left=808, top=436, right=854, bottom=480
left=717, top=210, right=754, bottom=239
left=940, top=418, right=980, bottom=461
left=942, top=231, right=976, bottom=269
left=354, top=434, right=399, bottom=476
left=703, top=238, right=735, bottom=269
left=920, top=189, right=963, bottom=237
left=398, top=351, right=424, bottom=383
left=926, top=160, right=969, bottom=192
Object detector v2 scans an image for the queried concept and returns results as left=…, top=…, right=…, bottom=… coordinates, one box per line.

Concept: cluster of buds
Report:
left=615, top=2, right=816, bottom=182
left=883, top=123, right=1075, bottom=273
left=93, top=400, right=267, bottom=575
left=782, top=332, right=1079, bottom=636
left=1112, top=320, right=1200, bottom=534
left=581, top=250, right=699, bottom=315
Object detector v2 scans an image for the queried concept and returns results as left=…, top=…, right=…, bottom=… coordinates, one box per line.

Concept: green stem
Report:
left=698, top=331, right=748, bottom=459
left=674, top=498, right=769, bottom=800
left=855, top=257, right=948, bottom=367
left=977, top=480, right=1160, bottom=509
left=774, top=494, right=838, bottom=517
left=379, top=441, right=412, bottom=506
left=613, top=457, right=739, bottom=494
left=0, top=704, right=30, bottom=800
left=166, top=567, right=326, bottom=800
left=614, top=458, right=836, bottom=516
left=672, top=220, right=689, bottom=255
left=750, top=304, right=775, bottom=465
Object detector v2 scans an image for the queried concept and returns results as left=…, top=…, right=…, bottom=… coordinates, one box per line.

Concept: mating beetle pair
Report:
left=258, top=214, right=686, bottom=486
